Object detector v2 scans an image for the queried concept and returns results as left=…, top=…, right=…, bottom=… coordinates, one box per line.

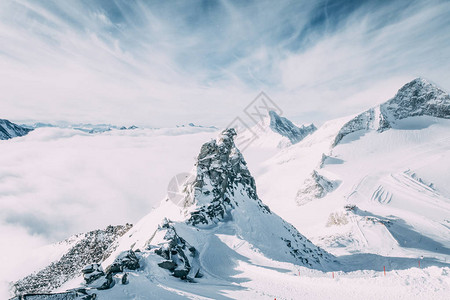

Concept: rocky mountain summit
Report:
left=333, top=78, right=450, bottom=146
left=0, top=119, right=32, bottom=140
left=269, top=111, right=317, bottom=144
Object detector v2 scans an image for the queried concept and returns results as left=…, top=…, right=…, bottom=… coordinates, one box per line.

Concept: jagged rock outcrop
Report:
left=333, top=108, right=377, bottom=146
left=12, top=224, right=132, bottom=296
left=183, top=128, right=268, bottom=226
left=0, top=119, right=32, bottom=140
left=296, top=170, right=339, bottom=206
left=379, top=78, right=450, bottom=131
left=180, top=129, right=332, bottom=267
left=104, top=250, right=140, bottom=275
left=269, top=111, right=317, bottom=144
left=333, top=78, right=450, bottom=146
left=81, top=264, right=104, bottom=284
left=152, top=219, right=201, bottom=280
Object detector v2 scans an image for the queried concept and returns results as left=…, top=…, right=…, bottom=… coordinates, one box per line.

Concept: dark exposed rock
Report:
left=153, top=220, right=201, bottom=280
left=333, top=108, right=376, bottom=146
left=96, top=273, right=115, bottom=290
left=333, top=78, right=450, bottom=146
left=184, top=128, right=269, bottom=226
left=9, top=290, right=96, bottom=300
left=158, top=260, right=177, bottom=270
left=269, top=111, right=317, bottom=144
left=0, top=119, right=33, bottom=140
left=13, top=224, right=132, bottom=295
left=121, top=273, right=128, bottom=285
left=81, top=264, right=104, bottom=284
left=105, top=250, right=140, bottom=275
left=380, top=78, right=450, bottom=131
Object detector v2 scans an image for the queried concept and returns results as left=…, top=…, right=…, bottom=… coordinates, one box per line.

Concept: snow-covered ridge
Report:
left=333, top=78, right=450, bottom=146
left=0, top=119, right=32, bottom=140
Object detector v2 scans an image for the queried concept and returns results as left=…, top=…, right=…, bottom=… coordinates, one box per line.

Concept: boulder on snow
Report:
left=105, top=250, right=140, bottom=275
left=82, top=264, right=105, bottom=284
left=153, top=220, right=201, bottom=280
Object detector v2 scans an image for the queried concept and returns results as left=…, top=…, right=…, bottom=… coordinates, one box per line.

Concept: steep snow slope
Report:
left=248, top=78, right=450, bottom=263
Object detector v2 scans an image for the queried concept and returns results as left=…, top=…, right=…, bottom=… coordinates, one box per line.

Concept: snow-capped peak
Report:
left=268, top=111, right=317, bottom=144
left=0, top=119, right=32, bottom=140
left=333, top=78, right=450, bottom=146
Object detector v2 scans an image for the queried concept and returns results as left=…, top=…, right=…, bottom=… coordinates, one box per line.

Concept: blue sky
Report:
left=1, top=0, right=449, bottom=127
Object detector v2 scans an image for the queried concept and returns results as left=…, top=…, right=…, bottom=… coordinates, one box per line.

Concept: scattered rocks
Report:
left=82, top=264, right=105, bottom=284
left=153, top=220, right=201, bottom=280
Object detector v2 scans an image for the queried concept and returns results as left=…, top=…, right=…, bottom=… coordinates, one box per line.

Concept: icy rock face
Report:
left=0, top=119, right=32, bottom=140
left=379, top=78, right=450, bottom=130
left=333, top=108, right=376, bottom=146
left=13, top=224, right=132, bottom=295
left=296, top=170, right=339, bottom=206
left=269, top=111, right=317, bottom=144
left=153, top=219, right=201, bottom=280
left=185, top=128, right=269, bottom=226
left=333, top=78, right=450, bottom=146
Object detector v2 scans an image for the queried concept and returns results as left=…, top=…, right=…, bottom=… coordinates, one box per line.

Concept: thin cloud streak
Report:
left=1, top=0, right=449, bottom=126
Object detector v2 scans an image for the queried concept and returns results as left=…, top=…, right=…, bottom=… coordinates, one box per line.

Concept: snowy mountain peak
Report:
left=269, top=110, right=317, bottom=144
left=379, top=77, right=450, bottom=130
left=333, top=78, right=450, bottom=146
left=184, top=128, right=265, bottom=226
left=0, top=119, right=32, bottom=140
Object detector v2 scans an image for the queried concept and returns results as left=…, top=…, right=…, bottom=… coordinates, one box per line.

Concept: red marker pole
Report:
left=332, top=272, right=334, bottom=279
left=383, top=266, right=386, bottom=276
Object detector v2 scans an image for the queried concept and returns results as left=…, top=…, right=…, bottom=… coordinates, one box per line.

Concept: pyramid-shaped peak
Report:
left=268, top=111, right=317, bottom=144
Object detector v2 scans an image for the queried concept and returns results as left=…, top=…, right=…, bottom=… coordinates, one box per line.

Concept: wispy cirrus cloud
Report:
left=1, top=0, right=449, bottom=127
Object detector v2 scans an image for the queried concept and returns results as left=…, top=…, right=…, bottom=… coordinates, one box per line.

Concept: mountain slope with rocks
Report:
left=10, top=129, right=333, bottom=299
left=12, top=224, right=132, bottom=296
left=333, top=78, right=450, bottom=146
left=0, top=119, right=32, bottom=140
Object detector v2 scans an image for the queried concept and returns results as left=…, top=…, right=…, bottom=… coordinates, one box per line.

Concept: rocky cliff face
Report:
left=0, top=119, right=32, bottom=140
left=269, top=111, right=317, bottom=144
left=180, top=129, right=332, bottom=267
left=183, top=128, right=267, bottom=226
left=379, top=78, right=450, bottom=131
left=333, top=78, right=450, bottom=146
